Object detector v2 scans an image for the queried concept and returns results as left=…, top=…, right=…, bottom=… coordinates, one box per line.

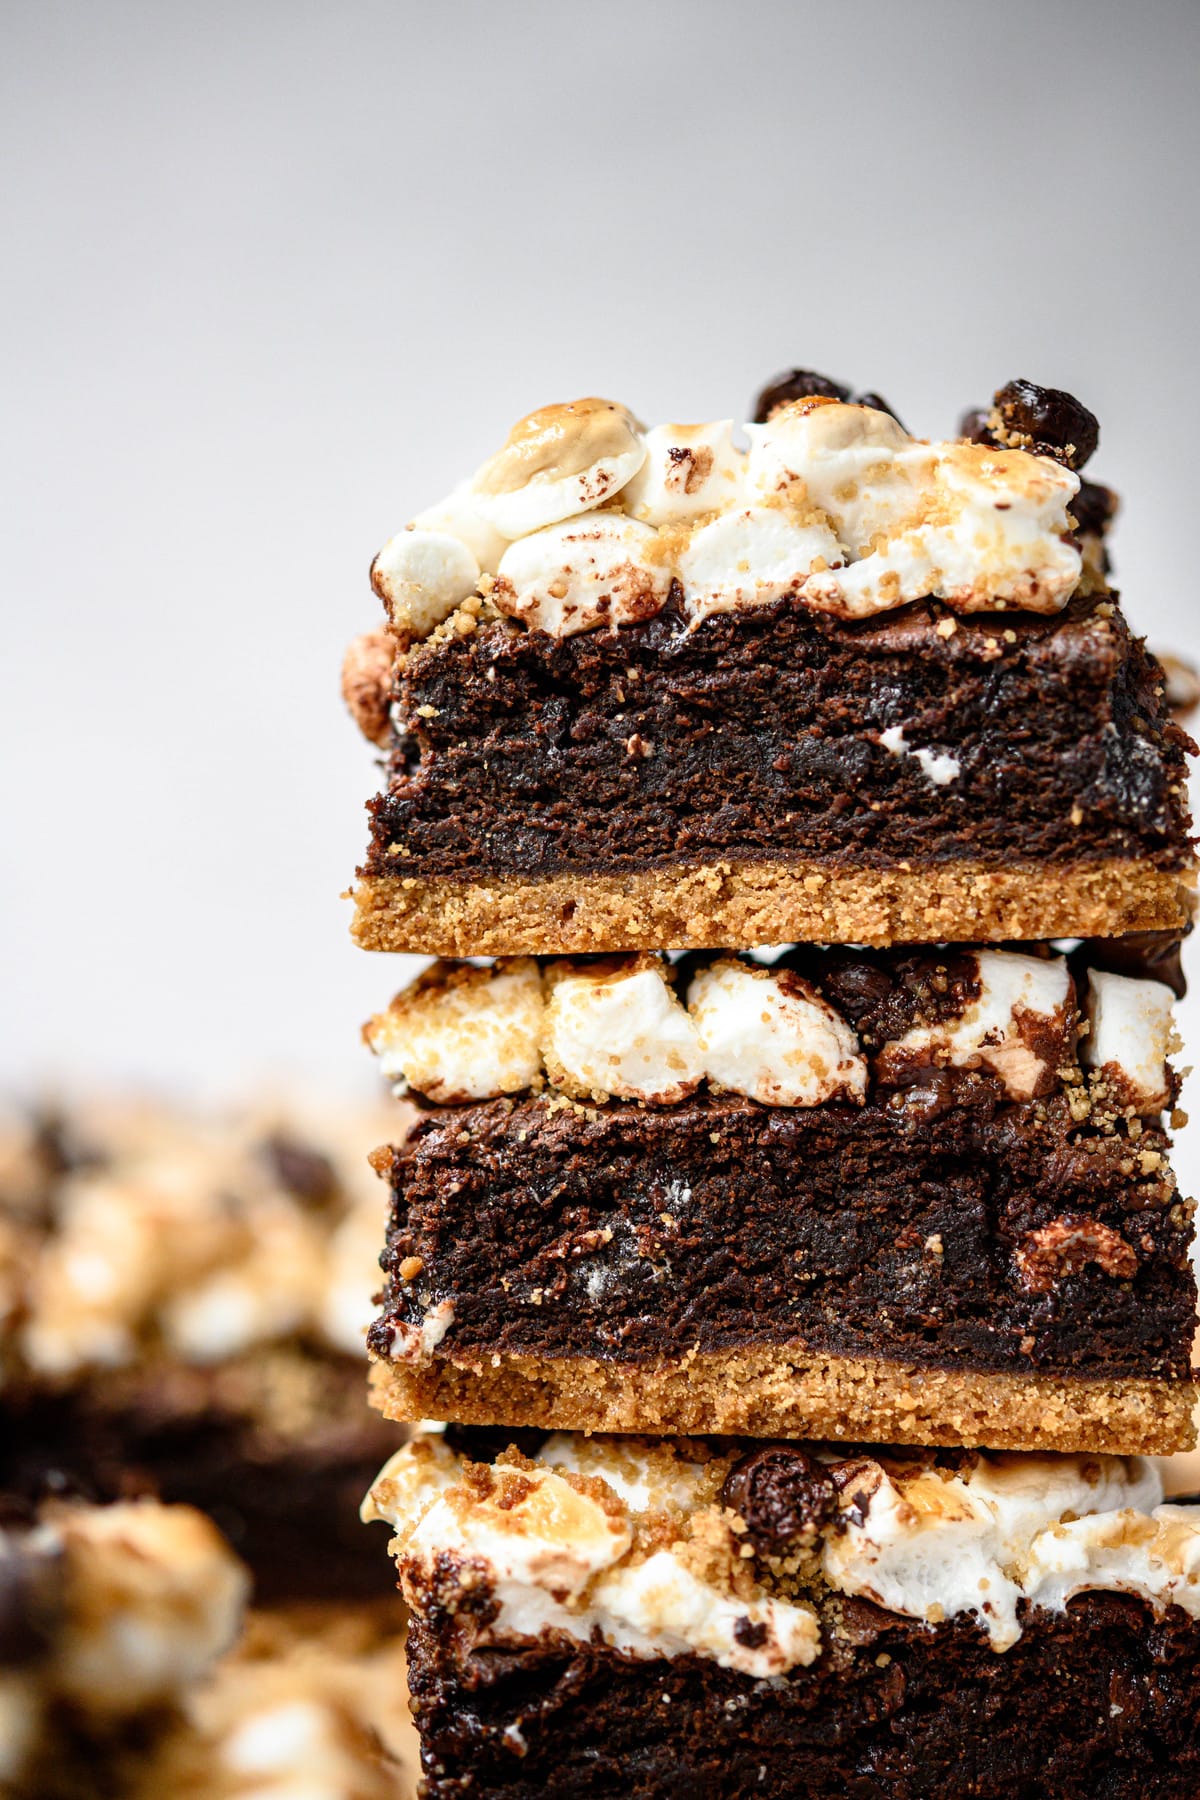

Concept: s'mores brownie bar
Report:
left=0, top=1099, right=402, bottom=1598
left=345, top=375, right=1194, bottom=956
left=362, top=942, right=1195, bottom=1454
left=364, top=1428, right=1200, bottom=1799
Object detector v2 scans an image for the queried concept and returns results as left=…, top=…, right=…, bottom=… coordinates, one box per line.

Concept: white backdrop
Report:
left=3, top=0, right=1197, bottom=1204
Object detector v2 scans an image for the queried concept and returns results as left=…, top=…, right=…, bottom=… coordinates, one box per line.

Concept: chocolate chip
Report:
left=957, top=407, right=993, bottom=445
left=722, top=1446, right=835, bottom=1549
left=850, top=392, right=906, bottom=432
left=1072, top=932, right=1188, bottom=1000
left=263, top=1134, right=339, bottom=1209
left=990, top=378, right=1100, bottom=470
left=733, top=1617, right=768, bottom=1649
left=751, top=368, right=850, bottom=423
left=1071, top=479, right=1117, bottom=541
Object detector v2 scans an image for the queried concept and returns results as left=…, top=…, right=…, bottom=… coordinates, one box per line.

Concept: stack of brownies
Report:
left=344, top=373, right=1200, bottom=1796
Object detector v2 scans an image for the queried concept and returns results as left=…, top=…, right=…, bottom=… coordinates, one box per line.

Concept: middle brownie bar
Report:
left=364, top=943, right=1195, bottom=1455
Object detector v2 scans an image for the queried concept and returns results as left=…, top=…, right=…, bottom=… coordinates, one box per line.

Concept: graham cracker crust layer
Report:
left=369, top=1347, right=1197, bottom=1457
left=351, top=857, right=1194, bottom=956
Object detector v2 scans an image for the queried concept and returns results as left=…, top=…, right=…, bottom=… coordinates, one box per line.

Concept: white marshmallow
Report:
left=677, top=504, right=842, bottom=621
left=369, top=527, right=480, bottom=639
left=494, top=514, right=670, bottom=637
left=471, top=399, right=647, bottom=538
left=408, top=1465, right=632, bottom=1596
left=876, top=950, right=1071, bottom=1099
left=364, top=959, right=544, bottom=1104
left=878, top=725, right=961, bottom=786
left=412, top=479, right=509, bottom=573
left=1080, top=970, right=1175, bottom=1110
left=823, top=1453, right=1164, bottom=1652
left=622, top=421, right=745, bottom=524
left=746, top=400, right=931, bottom=551
left=543, top=957, right=704, bottom=1103
left=687, top=960, right=866, bottom=1107
left=590, top=1551, right=820, bottom=1678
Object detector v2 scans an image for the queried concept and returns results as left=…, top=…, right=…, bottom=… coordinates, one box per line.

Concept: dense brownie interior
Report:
left=370, top=1088, right=1193, bottom=1382
left=365, top=591, right=1192, bottom=882
left=406, top=1595, right=1200, bottom=1798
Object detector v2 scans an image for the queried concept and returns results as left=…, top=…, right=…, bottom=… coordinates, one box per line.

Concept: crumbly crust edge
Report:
left=351, top=858, right=1195, bottom=956
left=368, top=1347, right=1197, bottom=1457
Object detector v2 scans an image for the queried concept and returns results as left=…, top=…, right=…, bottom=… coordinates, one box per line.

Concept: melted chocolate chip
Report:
left=722, top=1447, right=835, bottom=1549
left=990, top=378, right=1100, bottom=471
left=263, top=1134, right=339, bottom=1209
left=733, top=1617, right=768, bottom=1649
left=957, top=406, right=993, bottom=445
left=1071, top=479, right=1118, bottom=540
left=751, top=368, right=850, bottom=422
left=812, top=950, right=981, bottom=1048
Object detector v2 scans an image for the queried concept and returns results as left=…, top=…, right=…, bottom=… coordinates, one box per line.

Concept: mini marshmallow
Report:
left=686, top=959, right=866, bottom=1107
left=677, top=505, right=842, bottom=621
left=542, top=957, right=704, bottom=1103
left=472, top=399, right=647, bottom=539
left=412, top=479, right=509, bottom=573
left=876, top=950, right=1071, bottom=1100
left=364, top=959, right=544, bottom=1104
left=622, top=421, right=744, bottom=524
left=370, top=528, right=479, bottom=640
left=1080, top=970, right=1174, bottom=1111
left=494, top=514, right=671, bottom=637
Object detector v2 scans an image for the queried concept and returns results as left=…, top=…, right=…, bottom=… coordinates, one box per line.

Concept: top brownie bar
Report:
left=345, top=374, right=1194, bottom=955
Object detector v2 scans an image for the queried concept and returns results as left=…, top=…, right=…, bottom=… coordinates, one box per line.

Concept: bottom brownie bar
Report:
left=365, top=1429, right=1200, bottom=1799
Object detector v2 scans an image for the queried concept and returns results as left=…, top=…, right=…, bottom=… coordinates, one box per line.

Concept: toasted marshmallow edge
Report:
left=678, top=504, right=843, bottom=621
left=364, top=958, right=544, bottom=1104
left=471, top=399, right=648, bottom=539
left=366, top=1434, right=1199, bottom=1670
left=364, top=1439, right=818, bottom=1679
left=412, top=480, right=510, bottom=573
left=823, top=1454, right=1167, bottom=1653
left=543, top=958, right=704, bottom=1104
left=687, top=960, right=867, bottom=1107
left=622, top=420, right=745, bottom=524
left=370, top=527, right=480, bottom=639
left=494, top=513, right=671, bottom=637
left=1080, top=970, right=1175, bottom=1111
left=52, top=1501, right=249, bottom=1712
left=877, top=950, right=1071, bottom=1099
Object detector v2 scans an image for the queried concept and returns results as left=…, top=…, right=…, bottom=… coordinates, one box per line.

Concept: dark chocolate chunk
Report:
left=990, top=378, right=1100, bottom=470
left=1071, top=930, right=1188, bottom=999
left=721, top=1447, right=836, bottom=1549
left=751, top=368, right=850, bottom=422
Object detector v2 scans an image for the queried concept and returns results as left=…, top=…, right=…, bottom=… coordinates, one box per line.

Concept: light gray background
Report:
left=3, top=2, right=1197, bottom=1185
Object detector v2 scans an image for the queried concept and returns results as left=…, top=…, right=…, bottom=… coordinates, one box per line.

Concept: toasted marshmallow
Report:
left=1080, top=970, right=1175, bottom=1111
left=472, top=399, right=647, bottom=538
left=542, top=957, right=703, bottom=1103
left=412, top=479, right=509, bottom=573
left=687, top=959, right=866, bottom=1107
left=494, top=514, right=670, bottom=637
left=822, top=1453, right=1162, bottom=1652
left=746, top=400, right=931, bottom=550
left=365, top=959, right=544, bottom=1104
left=875, top=950, right=1071, bottom=1100
left=591, top=1551, right=820, bottom=1678
left=55, top=1502, right=249, bottom=1711
left=677, top=505, right=842, bottom=621
left=622, top=421, right=744, bottom=524
left=370, top=528, right=479, bottom=640
left=409, top=1463, right=632, bottom=1596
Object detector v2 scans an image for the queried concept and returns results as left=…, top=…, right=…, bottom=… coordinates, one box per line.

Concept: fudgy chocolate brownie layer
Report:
left=361, top=591, right=1192, bottom=932
left=0, top=1355, right=400, bottom=1602
left=405, top=1595, right=1200, bottom=1798
left=370, top=1088, right=1194, bottom=1384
